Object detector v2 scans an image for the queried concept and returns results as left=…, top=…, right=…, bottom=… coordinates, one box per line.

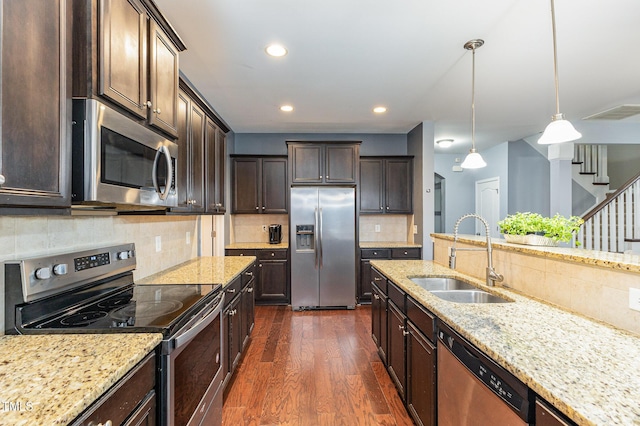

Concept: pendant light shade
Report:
left=538, top=0, right=581, bottom=145
left=461, top=39, right=487, bottom=170
left=461, top=149, right=487, bottom=169
left=538, top=113, right=582, bottom=144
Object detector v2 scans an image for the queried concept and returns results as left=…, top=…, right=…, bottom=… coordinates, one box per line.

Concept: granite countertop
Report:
left=226, top=242, right=289, bottom=250
left=137, top=256, right=256, bottom=288
left=432, top=233, right=640, bottom=274
left=0, top=333, right=162, bottom=426
left=360, top=241, right=422, bottom=249
left=370, top=259, right=640, bottom=426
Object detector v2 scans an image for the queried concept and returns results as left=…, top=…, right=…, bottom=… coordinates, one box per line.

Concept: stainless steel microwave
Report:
left=71, top=99, right=178, bottom=210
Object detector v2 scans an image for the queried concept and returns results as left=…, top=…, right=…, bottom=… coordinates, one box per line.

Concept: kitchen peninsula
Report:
left=370, top=259, right=640, bottom=425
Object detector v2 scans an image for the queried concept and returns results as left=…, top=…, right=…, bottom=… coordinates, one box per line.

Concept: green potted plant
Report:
left=498, top=212, right=583, bottom=246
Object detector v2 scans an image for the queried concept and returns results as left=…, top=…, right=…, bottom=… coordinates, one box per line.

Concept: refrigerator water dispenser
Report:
left=295, top=225, right=315, bottom=251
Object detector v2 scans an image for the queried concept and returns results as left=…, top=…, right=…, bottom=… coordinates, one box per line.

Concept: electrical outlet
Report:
left=262, top=225, right=267, bottom=232
left=375, top=224, right=381, bottom=233
left=414, top=225, right=418, bottom=234
left=630, top=288, right=640, bottom=312
left=186, top=231, right=191, bottom=245
left=155, top=236, right=162, bottom=252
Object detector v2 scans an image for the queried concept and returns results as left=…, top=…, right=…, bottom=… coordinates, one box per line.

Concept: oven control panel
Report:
left=6, top=243, right=137, bottom=303
left=74, top=252, right=111, bottom=271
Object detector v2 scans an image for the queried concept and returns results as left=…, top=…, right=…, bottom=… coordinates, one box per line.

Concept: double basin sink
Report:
left=410, top=277, right=511, bottom=304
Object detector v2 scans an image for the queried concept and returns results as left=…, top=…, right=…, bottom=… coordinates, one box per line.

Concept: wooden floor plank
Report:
left=222, top=305, right=416, bottom=426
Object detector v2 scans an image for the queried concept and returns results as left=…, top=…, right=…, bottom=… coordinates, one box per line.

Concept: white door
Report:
left=476, top=177, right=500, bottom=238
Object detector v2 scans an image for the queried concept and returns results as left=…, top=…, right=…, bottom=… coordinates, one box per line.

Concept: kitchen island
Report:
left=370, top=259, right=640, bottom=426
left=0, top=333, right=162, bottom=425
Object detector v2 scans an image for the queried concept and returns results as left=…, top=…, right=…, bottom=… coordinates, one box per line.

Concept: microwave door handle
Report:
left=152, top=146, right=173, bottom=200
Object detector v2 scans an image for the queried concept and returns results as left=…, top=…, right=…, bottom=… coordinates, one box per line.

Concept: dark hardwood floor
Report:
left=222, top=305, right=415, bottom=426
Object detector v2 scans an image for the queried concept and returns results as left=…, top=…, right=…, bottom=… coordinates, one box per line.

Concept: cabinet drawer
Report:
left=258, top=249, right=288, bottom=260
left=223, top=276, right=242, bottom=305
left=241, top=263, right=256, bottom=286
left=391, top=248, right=421, bottom=259
left=407, top=297, right=435, bottom=343
left=371, top=268, right=387, bottom=293
left=361, top=248, right=390, bottom=259
left=387, top=281, right=406, bottom=311
left=226, top=249, right=257, bottom=257
left=71, top=352, right=155, bottom=426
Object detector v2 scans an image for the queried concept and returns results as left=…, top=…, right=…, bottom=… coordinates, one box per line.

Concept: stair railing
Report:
left=579, top=170, right=640, bottom=252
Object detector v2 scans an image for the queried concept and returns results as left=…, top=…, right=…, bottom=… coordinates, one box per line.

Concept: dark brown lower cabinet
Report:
left=407, top=321, right=436, bottom=426
left=226, top=249, right=289, bottom=305
left=222, top=264, right=256, bottom=392
left=387, top=300, right=407, bottom=400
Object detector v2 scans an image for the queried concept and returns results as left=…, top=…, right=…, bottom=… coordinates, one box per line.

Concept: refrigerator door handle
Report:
left=314, top=208, right=320, bottom=269
left=319, top=207, right=324, bottom=268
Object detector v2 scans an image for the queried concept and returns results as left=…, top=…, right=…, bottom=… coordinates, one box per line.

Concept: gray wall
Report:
left=607, top=145, right=640, bottom=189
left=572, top=180, right=596, bottom=216
left=233, top=133, right=408, bottom=156
left=507, top=139, right=550, bottom=216
left=434, top=142, right=509, bottom=235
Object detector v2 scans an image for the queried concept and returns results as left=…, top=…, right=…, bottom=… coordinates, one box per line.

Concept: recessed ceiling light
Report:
left=266, top=44, right=288, bottom=57
left=373, top=106, right=387, bottom=113
left=280, top=105, right=293, bottom=112
left=437, top=139, right=454, bottom=148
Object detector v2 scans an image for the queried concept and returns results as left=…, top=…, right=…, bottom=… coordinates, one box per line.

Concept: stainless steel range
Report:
left=3, top=243, right=224, bottom=426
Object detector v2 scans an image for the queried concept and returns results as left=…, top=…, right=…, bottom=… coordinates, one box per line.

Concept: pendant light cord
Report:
left=471, top=45, right=476, bottom=150
left=551, top=0, right=561, bottom=115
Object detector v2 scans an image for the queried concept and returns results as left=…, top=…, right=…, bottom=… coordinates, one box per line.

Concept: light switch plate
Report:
left=414, top=225, right=418, bottom=234
left=155, top=236, right=162, bottom=252
left=186, top=231, right=191, bottom=245
left=375, top=224, right=381, bottom=233
left=630, top=288, right=640, bottom=312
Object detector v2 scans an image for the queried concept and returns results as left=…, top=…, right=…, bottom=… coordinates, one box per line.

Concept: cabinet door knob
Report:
left=146, top=100, right=152, bottom=108
left=271, top=252, right=275, bottom=256
left=0, top=174, right=5, bottom=185
left=248, top=287, right=254, bottom=293
left=156, top=108, right=161, bottom=114
left=373, top=252, right=377, bottom=255
left=255, top=206, right=259, bottom=210
left=386, top=206, right=390, bottom=210
left=262, top=206, right=266, bottom=210
left=259, top=264, right=263, bottom=267
left=404, top=251, right=408, bottom=255
left=380, top=206, right=383, bottom=210
left=373, top=294, right=380, bottom=300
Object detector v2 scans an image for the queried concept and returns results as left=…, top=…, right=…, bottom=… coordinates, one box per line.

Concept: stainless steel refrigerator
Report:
left=290, top=187, right=356, bottom=310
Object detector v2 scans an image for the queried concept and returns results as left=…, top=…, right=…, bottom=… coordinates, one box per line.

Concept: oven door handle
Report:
left=173, top=294, right=224, bottom=349
left=152, top=145, right=173, bottom=201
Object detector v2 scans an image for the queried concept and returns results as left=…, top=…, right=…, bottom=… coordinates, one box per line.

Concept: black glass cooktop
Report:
left=17, top=275, right=221, bottom=336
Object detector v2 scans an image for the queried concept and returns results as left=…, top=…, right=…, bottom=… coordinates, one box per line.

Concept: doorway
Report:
left=434, top=173, right=445, bottom=233
left=475, top=177, right=500, bottom=238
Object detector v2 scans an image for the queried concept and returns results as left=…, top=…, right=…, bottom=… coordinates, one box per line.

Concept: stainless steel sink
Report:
left=410, top=277, right=477, bottom=291
left=429, top=290, right=511, bottom=304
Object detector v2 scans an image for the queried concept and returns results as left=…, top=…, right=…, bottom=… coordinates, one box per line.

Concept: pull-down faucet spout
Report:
left=449, top=214, right=504, bottom=287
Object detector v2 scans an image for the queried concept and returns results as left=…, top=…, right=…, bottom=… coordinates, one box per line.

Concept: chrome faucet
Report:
left=449, top=214, right=504, bottom=287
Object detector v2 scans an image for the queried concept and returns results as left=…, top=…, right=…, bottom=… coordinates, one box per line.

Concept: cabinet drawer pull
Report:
left=245, top=271, right=253, bottom=276
left=373, top=294, right=380, bottom=300
left=247, top=287, right=254, bottom=293
left=259, top=264, right=263, bottom=267
left=404, top=251, right=408, bottom=255
left=373, top=277, right=382, bottom=281
left=240, top=253, right=244, bottom=256
left=0, top=174, right=5, bottom=185
left=271, top=252, right=275, bottom=256
left=373, top=252, right=377, bottom=255
left=227, top=288, right=236, bottom=293
left=403, top=330, right=410, bottom=336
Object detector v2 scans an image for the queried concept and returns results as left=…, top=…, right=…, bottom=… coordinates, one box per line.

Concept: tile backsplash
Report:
left=359, top=215, right=413, bottom=243
left=231, top=214, right=289, bottom=243
left=1, top=214, right=201, bottom=334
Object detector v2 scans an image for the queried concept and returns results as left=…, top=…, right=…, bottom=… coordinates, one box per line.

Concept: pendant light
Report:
left=538, top=0, right=581, bottom=144
left=461, top=39, right=487, bottom=169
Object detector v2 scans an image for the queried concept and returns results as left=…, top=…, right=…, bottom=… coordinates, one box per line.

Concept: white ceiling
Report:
left=155, top=0, right=640, bottom=154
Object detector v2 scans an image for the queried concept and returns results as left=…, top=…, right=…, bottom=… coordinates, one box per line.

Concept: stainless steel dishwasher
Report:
left=437, top=322, right=533, bottom=425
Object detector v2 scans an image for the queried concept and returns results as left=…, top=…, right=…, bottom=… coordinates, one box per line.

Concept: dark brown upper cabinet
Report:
left=0, top=0, right=72, bottom=210
left=231, top=156, right=288, bottom=214
left=287, top=142, right=360, bottom=185
left=205, top=119, right=226, bottom=214
left=73, top=0, right=185, bottom=138
left=174, top=88, right=205, bottom=212
left=360, top=156, right=413, bottom=214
